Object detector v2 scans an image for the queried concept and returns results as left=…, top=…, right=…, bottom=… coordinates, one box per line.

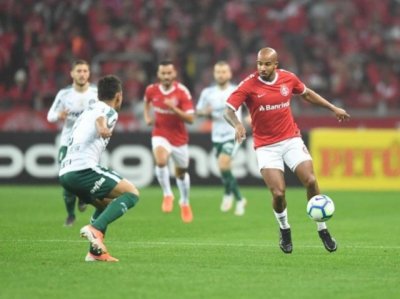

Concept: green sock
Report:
left=90, top=208, right=105, bottom=256
left=92, top=193, right=139, bottom=232
left=222, top=170, right=242, bottom=201
left=221, top=170, right=232, bottom=195
left=63, top=188, right=76, bottom=217
left=230, top=176, right=243, bottom=201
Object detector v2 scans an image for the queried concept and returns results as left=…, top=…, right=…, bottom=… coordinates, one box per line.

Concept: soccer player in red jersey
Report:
left=144, top=60, right=195, bottom=223
left=224, top=47, right=350, bottom=253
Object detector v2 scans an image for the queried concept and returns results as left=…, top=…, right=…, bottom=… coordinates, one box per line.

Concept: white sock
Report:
left=316, top=221, right=327, bottom=231
left=155, top=166, right=173, bottom=196
left=176, top=172, right=190, bottom=205
left=273, top=208, right=290, bottom=229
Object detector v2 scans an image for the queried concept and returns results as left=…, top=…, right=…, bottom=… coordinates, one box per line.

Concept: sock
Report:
left=92, top=193, right=139, bottom=232
left=222, top=170, right=242, bottom=201
left=155, top=166, right=173, bottom=196
left=63, top=188, right=76, bottom=217
left=221, top=170, right=231, bottom=195
left=274, top=208, right=290, bottom=229
left=176, top=172, right=190, bottom=205
left=316, top=221, right=327, bottom=231
left=90, top=208, right=105, bottom=256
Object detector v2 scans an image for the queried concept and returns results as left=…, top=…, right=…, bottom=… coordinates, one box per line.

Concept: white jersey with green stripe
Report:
left=197, top=83, right=241, bottom=143
left=59, top=101, right=118, bottom=175
left=47, top=84, right=98, bottom=146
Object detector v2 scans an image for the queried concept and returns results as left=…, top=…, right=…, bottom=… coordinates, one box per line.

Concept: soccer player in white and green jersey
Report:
left=59, top=75, right=140, bottom=262
left=47, top=60, right=98, bottom=226
left=196, top=61, right=246, bottom=216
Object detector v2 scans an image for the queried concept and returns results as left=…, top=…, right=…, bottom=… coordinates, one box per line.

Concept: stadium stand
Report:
left=0, top=0, right=399, bottom=131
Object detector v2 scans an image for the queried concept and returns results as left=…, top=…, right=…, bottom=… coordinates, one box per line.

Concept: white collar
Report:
left=159, top=84, right=176, bottom=95
left=257, top=72, right=278, bottom=85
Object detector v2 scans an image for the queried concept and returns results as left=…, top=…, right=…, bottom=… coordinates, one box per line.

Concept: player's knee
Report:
left=122, top=192, right=139, bottom=208
left=155, top=161, right=168, bottom=167
left=175, top=168, right=188, bottom=179
left=303, top=175, right=317, bottom=189
left=271, top=187, right=285, bottom=201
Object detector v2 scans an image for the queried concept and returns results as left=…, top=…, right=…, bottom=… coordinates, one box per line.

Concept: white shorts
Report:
left=151, top=136, right=189, bottom=168
left=255, top=137, right=312, bottom=172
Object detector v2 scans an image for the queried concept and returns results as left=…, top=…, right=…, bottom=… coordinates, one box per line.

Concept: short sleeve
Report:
left=226, top=86, right=247, bottom=111
left=179, top=85, right=194, bottom=113
left=292, top=74, right=307, bottom=95
left=144, top=85, right=153, bottom=102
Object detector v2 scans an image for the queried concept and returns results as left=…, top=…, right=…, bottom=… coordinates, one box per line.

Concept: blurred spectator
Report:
left=0, top=0, right=399, bottom=132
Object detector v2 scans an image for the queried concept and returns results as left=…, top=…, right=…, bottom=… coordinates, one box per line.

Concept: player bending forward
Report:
left=225, top=47, right=350, bottom=253
left=59, top=75, right=139, bottom=262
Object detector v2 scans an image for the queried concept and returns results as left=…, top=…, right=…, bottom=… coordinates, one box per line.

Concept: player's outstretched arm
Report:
left=301, top=88, right=350, bottom=122
left=224, top=107, right=246, bottom=143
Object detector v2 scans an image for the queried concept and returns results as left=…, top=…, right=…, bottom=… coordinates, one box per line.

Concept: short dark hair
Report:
left=71, top=59, right=89, bottom=69
left=97, top=75, right=122, bottom=101
left=158, top=59, right=174, bottom=67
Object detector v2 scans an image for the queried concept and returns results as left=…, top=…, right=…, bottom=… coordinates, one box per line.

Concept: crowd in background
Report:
left=0, top=0, right=399, bottom=129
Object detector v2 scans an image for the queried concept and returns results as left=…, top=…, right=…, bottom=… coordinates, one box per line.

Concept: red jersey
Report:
left=144, top=81, right=194, bottom=146
left=227, top=69, right=306, bottom=148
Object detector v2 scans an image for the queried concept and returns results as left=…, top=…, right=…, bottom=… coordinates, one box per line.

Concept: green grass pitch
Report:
left=0, top=185, right=399, bottom=299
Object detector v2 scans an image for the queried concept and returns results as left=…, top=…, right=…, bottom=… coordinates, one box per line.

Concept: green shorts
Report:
left=59, top=166, right=122, bottom=203
left=213, top=140, right=239, bottom=157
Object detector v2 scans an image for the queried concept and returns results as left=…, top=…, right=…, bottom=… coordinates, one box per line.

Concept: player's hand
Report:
left=58, top=110, right=69, bottom=121
left=98, top=127, right=112, bottom=138
left=333, top=107, right=350, bottom=122
left=234, top=123, right=246, bottom=144
left=145, top=117, right=153, bottom=126
left=164, top=98, right=176, bottom=109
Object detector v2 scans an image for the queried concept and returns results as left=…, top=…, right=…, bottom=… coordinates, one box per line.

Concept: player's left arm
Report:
left=164, top=98, right=194, bottom=123
left=95, top=116, right=112, bottom=138
left=301, top=88, right=350, bottom=122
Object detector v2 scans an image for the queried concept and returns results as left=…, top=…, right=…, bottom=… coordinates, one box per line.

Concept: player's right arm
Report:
left=143, top=87, right=154, bottom=126
left=196, top=89, right=212, bottom=118
left=47, top=90, right=69, bottom=122
left=143, top=100, right=153, bottom=126
left=224, top=87, right=248, bottom=144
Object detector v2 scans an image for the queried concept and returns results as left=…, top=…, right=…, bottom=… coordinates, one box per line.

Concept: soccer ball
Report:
left=306, top=194, right=335, bottom=222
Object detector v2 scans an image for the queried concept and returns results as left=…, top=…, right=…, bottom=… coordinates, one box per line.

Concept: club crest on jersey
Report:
left=280, top=85, right=289, bottom=96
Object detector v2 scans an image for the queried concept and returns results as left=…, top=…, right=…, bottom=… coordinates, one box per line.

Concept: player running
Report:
left=47, top=60, right=98, bottom=226
left=143, top=60, right=195, bottom=223
left=59, top=75, right=140, bottom=262
left=196, top=61, right=247, bottom=216
left=224, top=47, right=350, bottom=253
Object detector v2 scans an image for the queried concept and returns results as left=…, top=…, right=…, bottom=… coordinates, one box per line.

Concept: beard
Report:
left=75, top=79, right=87, bottom=87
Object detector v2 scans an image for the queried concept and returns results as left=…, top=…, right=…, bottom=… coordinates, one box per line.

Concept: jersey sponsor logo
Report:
left=258, top=100, right=290, bottom=112
left=257, top=93, right=267, bottom=98
left=69, top=111, right=83, bottom=118
left=90, top=177, right=106, bottom=194
left=280, top=85, right=290, bottom=96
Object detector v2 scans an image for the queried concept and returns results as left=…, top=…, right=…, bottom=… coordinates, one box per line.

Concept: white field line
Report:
left=2, top=239, right=400, bottom=250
